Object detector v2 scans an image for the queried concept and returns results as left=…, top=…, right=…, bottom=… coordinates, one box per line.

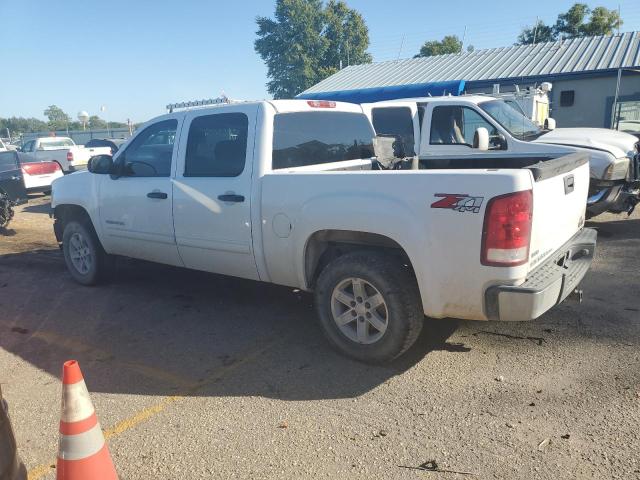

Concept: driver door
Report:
left=97, top=117, right=184, bottom=266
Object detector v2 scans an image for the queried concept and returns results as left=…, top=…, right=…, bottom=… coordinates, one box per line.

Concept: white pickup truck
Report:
left=21, top=136, right=111, bottom=173
left=51, top=99, right=596, bottom=363
left=362, top=96, right=640, bottom=218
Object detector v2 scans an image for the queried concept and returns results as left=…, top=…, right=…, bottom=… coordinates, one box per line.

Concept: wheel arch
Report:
left=303, top=229, right=416, bottom=289
left=53, top=204, right=94, bottom=243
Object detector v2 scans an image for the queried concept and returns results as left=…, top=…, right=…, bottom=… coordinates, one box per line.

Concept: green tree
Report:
left=255, top=0, right=327, bottom=99
left=322, top=0, right=371, bottom=76
left=554, top=3, right=591, bottom=39
left=43, top=105, right=70, bottom=130
left=89, top=115, right=108, bottom=129
left=580, top=6, right=622, bottom=36
left=517, top=20, right=556, bottom=45
left=517, top=3, right=623, bottom=45
left=415, top=35, right=463, bottom=58
left=255, top=0, right=371, bottom=98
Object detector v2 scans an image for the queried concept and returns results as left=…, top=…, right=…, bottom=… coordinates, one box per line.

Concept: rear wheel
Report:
left=314, top=251, right=423, bottom=363
left=62, top=219, right=111, bottom=285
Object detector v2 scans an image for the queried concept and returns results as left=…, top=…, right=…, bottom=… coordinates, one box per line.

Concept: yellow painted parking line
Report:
left=27, top=337, right=282, bottom=480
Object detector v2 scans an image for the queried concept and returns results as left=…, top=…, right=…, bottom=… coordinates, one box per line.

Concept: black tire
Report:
left=314, top=251, right=423, bottom=363
left=0, top=191, right=14, bottom=229
left=42, top=189, right=52, bottom=196
left=62, top=219, right=112, bottom=285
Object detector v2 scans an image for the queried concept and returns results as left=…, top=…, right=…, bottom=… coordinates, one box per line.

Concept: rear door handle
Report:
left=147, top=191, right=168, bottom=199
left=217, top=194, right=245, bottom=203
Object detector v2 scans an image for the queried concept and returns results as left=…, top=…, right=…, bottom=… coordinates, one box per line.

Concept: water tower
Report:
left=77, top=111, right=89, bottom=131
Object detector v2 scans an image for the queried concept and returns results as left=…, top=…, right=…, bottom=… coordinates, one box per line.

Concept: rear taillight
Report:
left=66, top=151, right=74, bottom=162
left=481, top=190, right=533, bottom=267
left=21, top=162, right=60, bottom=175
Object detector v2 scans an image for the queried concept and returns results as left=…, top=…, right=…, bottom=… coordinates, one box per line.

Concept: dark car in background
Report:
left=84, top=138, right=127, bottom=156
left=0, top=151, right=27, bottom=229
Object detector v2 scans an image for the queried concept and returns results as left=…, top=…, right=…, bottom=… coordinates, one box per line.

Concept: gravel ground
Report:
left=1, top=194, right=639, bottom=479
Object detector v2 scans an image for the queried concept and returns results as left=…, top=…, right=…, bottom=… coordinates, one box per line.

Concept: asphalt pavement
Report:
left=0, top=195, right=638, bottom=479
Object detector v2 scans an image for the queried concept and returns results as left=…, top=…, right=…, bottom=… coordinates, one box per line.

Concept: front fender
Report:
left=51, top=171, right=100, bottom=232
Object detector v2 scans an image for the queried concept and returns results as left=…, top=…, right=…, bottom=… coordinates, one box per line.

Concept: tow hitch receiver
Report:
left=569, top=288, right=584, bottom=303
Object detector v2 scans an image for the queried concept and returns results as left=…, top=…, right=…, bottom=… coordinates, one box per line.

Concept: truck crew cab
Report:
left=51, top=98, right=595, bottom=363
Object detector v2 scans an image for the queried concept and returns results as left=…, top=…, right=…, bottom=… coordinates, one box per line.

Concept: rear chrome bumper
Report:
left=485, top=228, right=597, bottom=321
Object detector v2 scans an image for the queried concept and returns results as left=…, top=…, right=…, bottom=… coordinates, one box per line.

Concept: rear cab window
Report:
left=272, top=111, right=374, bottom=170
left=371, top=107, right=415, bottom=156
left=39, top=138, right=75, bottom=148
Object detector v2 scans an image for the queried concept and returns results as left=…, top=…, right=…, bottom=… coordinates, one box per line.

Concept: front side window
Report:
left=185, top=113, right=248, bottom=177
left=430, top=106, right=497, bottom=146
left=371, top=107, right=415, bottom=156
left=272, top=112, right=374, bottom=169
left=23, top=141, right=35, bottom=153
left=118, top=119, right=177, bottom=177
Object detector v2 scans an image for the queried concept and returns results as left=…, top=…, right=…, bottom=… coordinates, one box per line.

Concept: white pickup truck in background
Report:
left=362, top=96, right=640, bottom=218
left=20, top=136, right=111, bottom=173
left=51, top=99, right=596, bottom=363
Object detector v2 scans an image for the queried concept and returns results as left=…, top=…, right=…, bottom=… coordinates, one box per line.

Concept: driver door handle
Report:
left=217, top=194, right=245, bottom=203
left=147, top=191, right=168, bottom=199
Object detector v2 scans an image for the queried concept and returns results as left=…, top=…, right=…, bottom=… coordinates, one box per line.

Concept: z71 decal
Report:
left=431, top=194, right=484, bottom=213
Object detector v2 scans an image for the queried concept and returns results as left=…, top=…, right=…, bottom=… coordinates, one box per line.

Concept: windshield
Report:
left=480, top=100, right=542, bottom=140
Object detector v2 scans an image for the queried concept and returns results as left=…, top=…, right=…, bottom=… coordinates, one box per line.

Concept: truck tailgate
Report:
left=528, top=153, right=590, bottom=270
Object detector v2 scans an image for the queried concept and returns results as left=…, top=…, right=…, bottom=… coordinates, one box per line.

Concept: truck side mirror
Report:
left=544, top=118, right=556, bottom=131
left=473, top=127, right=489, bottom=151
left=87, top=154, right=114, bottom=174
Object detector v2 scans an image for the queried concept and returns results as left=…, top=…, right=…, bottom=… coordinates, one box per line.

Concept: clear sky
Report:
left=1, top=0, right=639, bottom=123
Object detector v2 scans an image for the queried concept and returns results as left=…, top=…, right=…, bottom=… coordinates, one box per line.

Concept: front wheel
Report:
left=314, top=251, right=424, bottom=363
left=62, top=220, right=111, bottom=285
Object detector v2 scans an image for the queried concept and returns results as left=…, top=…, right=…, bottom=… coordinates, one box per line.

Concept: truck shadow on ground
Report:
left=1, top=216, right=636, bottom=401
left=586, top=217, right=639, bottom=241
left=0, top=251, right=463, bottom=401
left=20, top=200, right=51, bottom=215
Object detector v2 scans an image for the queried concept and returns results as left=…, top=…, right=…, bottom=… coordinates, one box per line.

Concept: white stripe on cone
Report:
left=61, top=380, right=95, bottom=423
left=58, top=422, right=106, bottom=461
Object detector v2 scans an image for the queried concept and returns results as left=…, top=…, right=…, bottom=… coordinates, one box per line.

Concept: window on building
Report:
left=272, top=112, right=375, bottom=169
left=185, top=113, right=248, bottom=177
left=560, top=90, right=575, bottom=107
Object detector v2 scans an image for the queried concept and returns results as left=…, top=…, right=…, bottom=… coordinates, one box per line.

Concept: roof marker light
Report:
left=307, top=100, right=336, bottom=108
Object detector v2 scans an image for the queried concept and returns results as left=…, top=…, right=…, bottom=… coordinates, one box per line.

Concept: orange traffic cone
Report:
left=56, top=360, right=118, bottom=480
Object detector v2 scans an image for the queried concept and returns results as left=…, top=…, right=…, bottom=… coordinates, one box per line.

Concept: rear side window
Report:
left=0, top=151, right=18, bottom=172
left=272, top=112, right=374, bottom=170
left=185, top=113, right=248, bottom=177
left=371, top=107, right=415, bottom=156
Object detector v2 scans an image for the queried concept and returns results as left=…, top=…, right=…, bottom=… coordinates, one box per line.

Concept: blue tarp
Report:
left=296, top=80, right=466, bottom=104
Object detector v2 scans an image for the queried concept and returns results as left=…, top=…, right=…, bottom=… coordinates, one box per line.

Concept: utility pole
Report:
left=397, top=34, right=405, bottom=60
left=533, top=16, right=539, bottom=44
left=617, top=5, right=621, bottom=35
left=461, top=26, right=467, bottom=53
